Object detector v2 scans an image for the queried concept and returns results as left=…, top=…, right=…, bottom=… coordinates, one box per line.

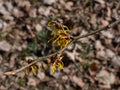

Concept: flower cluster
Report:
left=48, top=20, right=71, bottom=74
left=24, top=21, right=71, bottom=75
left=51, top=53, right=64, bottom=74
left=23, top=59, right=40, bottom=76
left=48, top=20, right=71, bottom=49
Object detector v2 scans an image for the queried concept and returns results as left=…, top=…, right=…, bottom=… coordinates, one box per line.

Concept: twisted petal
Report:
left=58, top=61, right=64, bottom=70
left=25, top=67, right=31, bottom=75
left=31, top=65, right=38, bottom=76
left=48, top=20, right=56, bottom=26
left=52, top=63, right=57, bottom=75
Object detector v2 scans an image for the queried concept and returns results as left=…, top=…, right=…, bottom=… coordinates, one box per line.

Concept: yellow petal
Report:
left=53, top=37, right=60, bottom=44
left=58, top=62, right=64, bottom=70
left=31, top=65, right=38, bottom=76
left=52, top=63, right=57, bottom=75
left=48, top=21, right=55, bottom=26
left=63, top=25, right=70, bottom=31
left=25, top=67, right=30, bottom=75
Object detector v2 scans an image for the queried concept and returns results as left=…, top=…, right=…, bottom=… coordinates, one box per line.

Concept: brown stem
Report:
left=4, top=18, right=120, bottom=75
left=74, top=18, right=120, bottom=40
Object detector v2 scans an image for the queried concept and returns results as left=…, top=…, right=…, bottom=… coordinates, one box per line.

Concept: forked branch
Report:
left=4, top=18, right=120, bottom=75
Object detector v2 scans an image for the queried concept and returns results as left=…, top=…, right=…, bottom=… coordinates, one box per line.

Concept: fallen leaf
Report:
left=95, top=0, right=105, bottom=4
left=0, top=19, right=3, bottom=29
left=43, top=0, right=57, bottom=5
left=0, top=40, right=11, bottom=52
left=70, top=76, right=85, bottom=88
left=97, top=70, right=115, bottom=89
left=101, top=30, right=114, bottom=39
left=90, top=62, right=99, bottom=72
left=112, top=56, right=120, bottom=67
left=27, top=77, right=38, bottom=86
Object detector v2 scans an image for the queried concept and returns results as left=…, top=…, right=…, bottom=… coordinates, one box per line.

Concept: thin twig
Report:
left=74, top=18, right=120, bottom=40
left=4, top=18, right=120, bottom=75
left=4, top=45, right=67, bottom=75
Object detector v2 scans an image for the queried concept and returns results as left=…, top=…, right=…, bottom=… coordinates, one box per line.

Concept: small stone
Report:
left=29, top=8, right=37, bottom=18
left=43, top=0, right=57, bottom=5
left=112, top=56, right=120, bottom=67
left=0, top=3, right=9, bottom=15
left=18, top=1, right=31, bottom=8
left=95, top=40, right=104, bottom=50
left=71, top=76, right=85, bottom=88
left=35, top=24, right=42, bottom=32
left=12, top=8, right=24, bottom=18
left=101, top=31, right=114, bottom=39
left=97, top=70, right=115, bottom=89
left=0, top=19, right=3, bottom=29
left=0, top=55, right=2, bottom=64
left=0, top=40, right=11, bottom=52
left=0, top=85, right=6, bottom=90
left=101, top=19, right=109, bottom=26
left=27, top=77, right=37, bottom=86
left=65, top=1, right=73, bottom=11
left=106, top=7, right=111, bottom=17
left=37, top=71, right=45, bottom=80
left=2, top=14, right=14, bottom=21
left=4, top=2, right=13, bottom=12
left=94, top=0, right=105, bottom=4
left=38, top=7, right=51, bottom=16
left=105, top=49, right=115, bottom=59
left=64, top=51, right=75, bottom=61
left=114, top=36, right=120, bottom=43
left=62, top=75, right=68, bottom=81
left=67, top=44, right=73, bottom=51
left=90, top=14, right=97, bottom=25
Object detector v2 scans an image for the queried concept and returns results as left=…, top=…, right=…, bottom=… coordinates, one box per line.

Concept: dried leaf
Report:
left=71, top=76, right=85, bottom=88
left=0, top=40, right=11, bottom=52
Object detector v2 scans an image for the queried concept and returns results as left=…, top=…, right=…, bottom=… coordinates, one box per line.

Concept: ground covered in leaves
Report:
left=0, top=0, right=120, bottom=90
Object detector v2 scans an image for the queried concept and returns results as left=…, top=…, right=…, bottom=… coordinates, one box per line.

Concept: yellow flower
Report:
left=48, top=20, right=71, bottom=74
left=48, top=20, right=56, bottom=27
left=24, top=59, right=40, bottom=76
left=57, top=61, right=64, bottom=70
left=51, top=53, right=64, bottom=74
left=51, top=62, right=57, bottom=74
left=53, top=30, right=71, bottom=49
left=52, top=60, right=64, bottom=75
left=48, top=20, right=71, bottom=49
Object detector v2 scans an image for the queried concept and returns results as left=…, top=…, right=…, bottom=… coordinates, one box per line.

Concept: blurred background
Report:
left=0, top=0, right=120, bottom=90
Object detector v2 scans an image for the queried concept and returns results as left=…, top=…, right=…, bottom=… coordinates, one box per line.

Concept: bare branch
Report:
left=4, top=18, right=120, bottom=75
left=74, top=18, right=120, bottom=40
